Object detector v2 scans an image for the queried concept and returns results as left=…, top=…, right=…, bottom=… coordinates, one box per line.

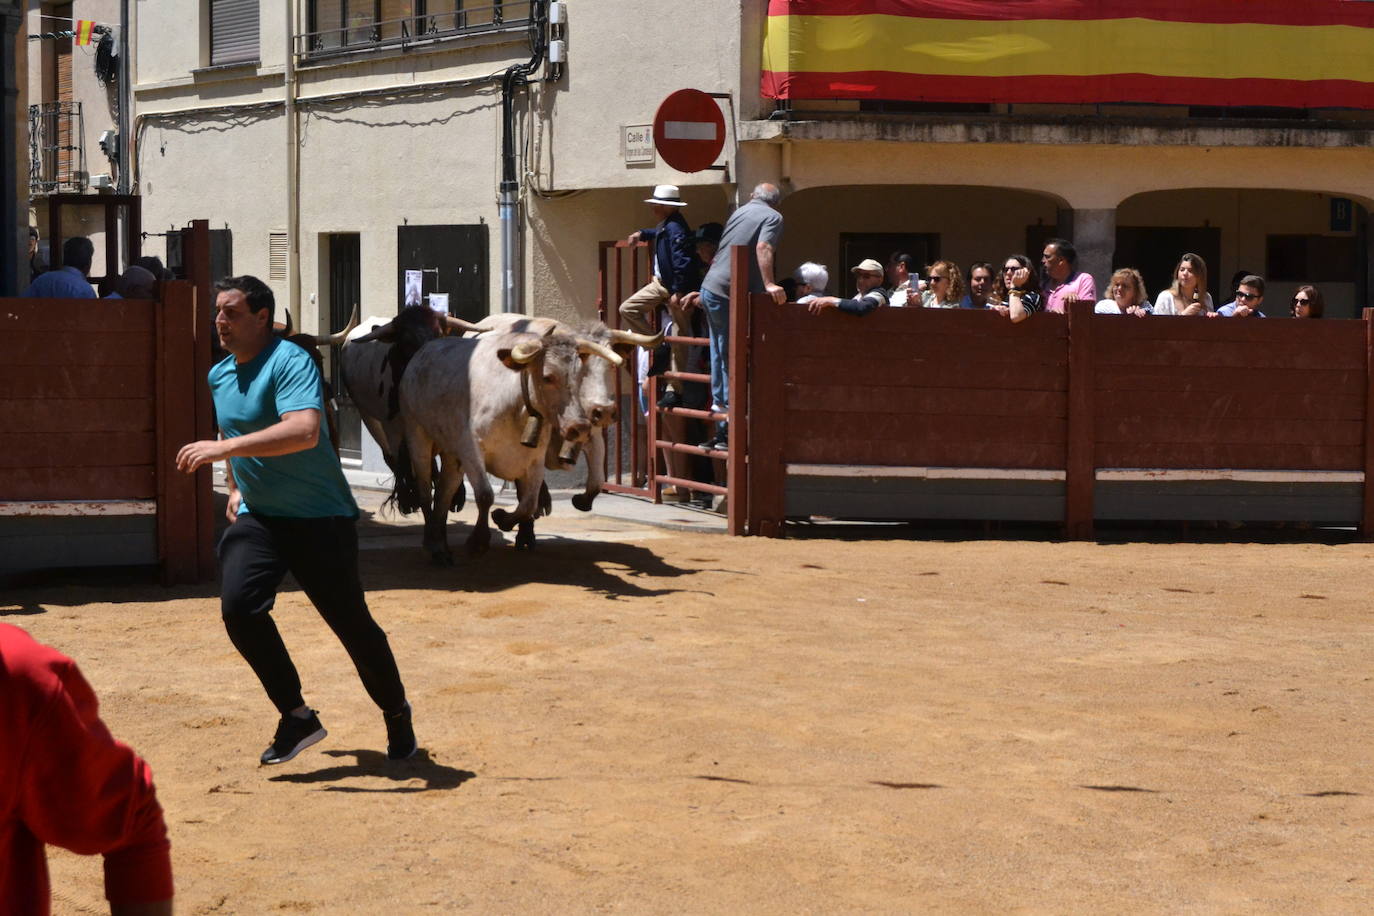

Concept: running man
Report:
left=176, top=275, right=415, bottom=765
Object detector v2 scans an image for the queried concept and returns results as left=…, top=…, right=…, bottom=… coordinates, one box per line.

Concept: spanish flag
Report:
left=762, top=1, right=1374, bottom=109
left=74, top=19, right=95, bottom=46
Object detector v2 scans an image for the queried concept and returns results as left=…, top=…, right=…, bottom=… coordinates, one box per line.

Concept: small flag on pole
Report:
left=74, top=20, right=95, bottom=45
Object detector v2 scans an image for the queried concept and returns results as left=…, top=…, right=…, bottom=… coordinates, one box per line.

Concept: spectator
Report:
left=22, top=236, right=96, bottom=299
left=1040, top=238, right=1096, bottom=313
left=780, top=277, right=798, bottom=303
left=1216, top=269, right=1253, bottom=313
left=888, top=253, right=919, bottom=307
left=1153, top=253, right=1213, bottom=316
left=619, top=185, right=700, bottom=410
left=679, top=222, right=723, bottom=310
left=1291, top=284, right=1324, bottom=318
left=990, top=255, right=1043, bottom=323
left=1, top=623, right=174, bottom=915
left=795, top=262, right=829, bottom=304
left=961, top=261, right=994, bottom=309
left=806, top=259, right=889, bottom=316
left=134, top=255, right=174, bottom=281
left=696, top=182, right=786, bottom=452
left=923, top=259, right=965, bottom=308
left=28, top=227, right=47, bottom=281
left=1218, top=274, right=1266, bottom=318
left=104, top=266, right=159, bottom=300
left=1095, top=268, right=1151, bottom=317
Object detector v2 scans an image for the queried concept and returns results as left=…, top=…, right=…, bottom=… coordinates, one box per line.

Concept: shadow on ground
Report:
left=266, top=748, right=475, bottom=793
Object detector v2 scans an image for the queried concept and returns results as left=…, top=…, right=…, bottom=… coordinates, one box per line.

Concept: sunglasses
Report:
left=1292, top=296, right=1311, bottom=305
left=927, top=275, right=948, bottom=283
left=1234, top=291, right=1260, bottom=302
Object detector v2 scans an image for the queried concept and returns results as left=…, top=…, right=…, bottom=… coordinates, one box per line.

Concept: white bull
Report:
left=395, top=329, right=622, bottom=562
left=470, top=314, right=660, bottom=513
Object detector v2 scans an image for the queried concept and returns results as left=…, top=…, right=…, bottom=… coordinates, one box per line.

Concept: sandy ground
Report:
left=6, top=496, right=1374, bottom=914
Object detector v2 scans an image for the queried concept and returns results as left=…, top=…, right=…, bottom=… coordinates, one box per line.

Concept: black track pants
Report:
left=217, top=513, right=407, bottom=716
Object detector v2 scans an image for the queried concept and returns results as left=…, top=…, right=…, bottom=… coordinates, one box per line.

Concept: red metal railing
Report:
left=596, top=243, right=750, bottom=533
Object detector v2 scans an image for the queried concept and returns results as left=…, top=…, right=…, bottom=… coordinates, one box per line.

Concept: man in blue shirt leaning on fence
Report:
left=176, top=275, right=416, bottom=767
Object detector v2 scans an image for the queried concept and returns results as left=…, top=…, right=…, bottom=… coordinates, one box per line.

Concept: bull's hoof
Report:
left=466, top=529, right=491, bottom=556
left=450, top=482, right=466, bottom=513
left=490, top=508, right=518, bottom=532
left=515, top=524, right=536, bottom=551
left=571, top=492, right=595, bottom=512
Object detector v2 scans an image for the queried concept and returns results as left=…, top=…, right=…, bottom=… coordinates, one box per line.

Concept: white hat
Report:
left=644, top=185, right=687, bottom=206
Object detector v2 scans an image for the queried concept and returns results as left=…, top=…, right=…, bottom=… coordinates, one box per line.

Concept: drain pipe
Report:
left=498, top=2, right=547, bottom=312
left=285, top=0, right=301, bottom=328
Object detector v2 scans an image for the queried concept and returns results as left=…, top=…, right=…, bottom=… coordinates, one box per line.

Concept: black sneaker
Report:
left=698, top=430, right=729, bottom=451
left=260, top=710, right=327, bottom=765
left=385, top=702, right=417, bottom=761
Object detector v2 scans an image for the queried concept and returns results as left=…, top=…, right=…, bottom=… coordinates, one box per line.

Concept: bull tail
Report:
left=386, top=436, right=427, bottom=516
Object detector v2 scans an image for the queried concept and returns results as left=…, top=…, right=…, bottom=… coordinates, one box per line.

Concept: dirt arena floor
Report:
left=7, top=495, right=1374, bottom=914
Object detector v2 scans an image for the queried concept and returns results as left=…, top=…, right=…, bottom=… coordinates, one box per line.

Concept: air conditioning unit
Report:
left=90, top=174, right=114, bottom=190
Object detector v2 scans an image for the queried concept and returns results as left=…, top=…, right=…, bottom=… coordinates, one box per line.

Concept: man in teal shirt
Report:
left=177, top=275, right=415, bottom=765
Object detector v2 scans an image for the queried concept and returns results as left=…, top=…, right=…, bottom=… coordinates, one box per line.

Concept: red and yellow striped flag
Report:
left=762, top=1, right=1374, bottom=109
left=74, top=20, right=95, bottom=46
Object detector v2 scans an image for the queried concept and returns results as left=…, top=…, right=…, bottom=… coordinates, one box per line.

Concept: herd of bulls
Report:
left=289, top=307, right=659, bottom=564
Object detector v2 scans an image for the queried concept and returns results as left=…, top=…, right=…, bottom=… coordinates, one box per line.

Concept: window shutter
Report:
left=210, top=0, right=260, bottom=66
left=269, top=232, right=288, bottom=282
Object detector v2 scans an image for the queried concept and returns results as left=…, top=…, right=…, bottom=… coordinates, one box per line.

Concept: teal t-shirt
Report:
left=208, top=337, right=358, bottom=519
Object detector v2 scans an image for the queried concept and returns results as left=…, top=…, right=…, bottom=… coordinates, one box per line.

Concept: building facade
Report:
left=127, top=1, right=1374, bottom=472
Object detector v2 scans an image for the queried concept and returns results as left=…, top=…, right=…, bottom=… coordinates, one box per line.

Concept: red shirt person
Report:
left=0, top=623, right=173, bottom=915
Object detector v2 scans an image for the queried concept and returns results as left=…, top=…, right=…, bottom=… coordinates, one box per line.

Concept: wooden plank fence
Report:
left=736, top=285, right=1374, bottom=538
left=0, top=280, right=216, bottom=582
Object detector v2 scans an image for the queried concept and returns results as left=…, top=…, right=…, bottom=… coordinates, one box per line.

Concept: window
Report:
left=1266, top=235, right=1358, bottom=283
left=209, top=0, right=260, bottom=66
left=269, top=232, right=288, bottom=282
left=304, top=0, right=531, bottom=57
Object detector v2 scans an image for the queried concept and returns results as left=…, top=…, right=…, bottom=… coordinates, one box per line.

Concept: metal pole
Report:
left=116, top=0, right=130, bottom=194
left=1, top=1, right=22, bottom=295
left=285, top=0, right=300, bottom=328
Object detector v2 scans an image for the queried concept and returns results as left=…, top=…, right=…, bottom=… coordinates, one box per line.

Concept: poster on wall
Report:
left=428, top=292, right=449, bottom=315
left=404, top=270, right=423, bottom=306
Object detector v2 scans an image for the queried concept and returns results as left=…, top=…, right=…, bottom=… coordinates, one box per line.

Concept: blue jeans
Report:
left=700, top=286, right=730, bottom=435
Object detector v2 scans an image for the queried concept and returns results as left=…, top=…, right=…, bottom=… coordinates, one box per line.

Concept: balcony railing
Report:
left=29, top=101, right=86, bottom=196
left=297, top=2, right=531, bottom=62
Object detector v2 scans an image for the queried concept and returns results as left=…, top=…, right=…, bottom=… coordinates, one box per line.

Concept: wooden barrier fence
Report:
left=0, top=280, right=216, bottom=582
left=737, top=290, right=1374, bottom=538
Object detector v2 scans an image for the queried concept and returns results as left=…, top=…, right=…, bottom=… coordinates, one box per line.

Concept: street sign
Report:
left=652, top=89, right=725, bottom=173
left=622, top=124, right=655, bottom=165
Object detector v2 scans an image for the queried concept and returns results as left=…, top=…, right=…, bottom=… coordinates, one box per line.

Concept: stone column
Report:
left=1069, top=208, right=1116, bottom=298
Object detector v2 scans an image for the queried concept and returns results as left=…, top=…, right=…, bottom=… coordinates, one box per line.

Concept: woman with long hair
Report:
left=1153, top=253, right=1213, bottom=316
left=1291, top=284, right=1325, bottom=318
left=922, top=260, right=965, bottom=308
left=989, top=254, right=1043, bottom=323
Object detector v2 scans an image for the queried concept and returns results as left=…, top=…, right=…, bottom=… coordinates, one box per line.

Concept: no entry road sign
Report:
left=652, top=89, right=726, bottom=173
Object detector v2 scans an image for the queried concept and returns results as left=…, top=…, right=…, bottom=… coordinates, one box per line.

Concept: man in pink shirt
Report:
left=1040, top=238, right=1097, bottom=313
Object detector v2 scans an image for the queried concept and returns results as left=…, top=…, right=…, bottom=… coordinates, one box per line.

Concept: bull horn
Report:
left=576, top=338, right=624, bottom=366
left=314, top=304, right=360, bottom=346
left=607, top=328, right=664, bottom=348
left=443, top=315, right=487, bottom=335
left=352, top=319, right=394, bottom=343
left=509, top=340, right=544, bottom=364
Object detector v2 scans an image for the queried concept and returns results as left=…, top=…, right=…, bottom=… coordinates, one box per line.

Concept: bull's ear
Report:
left=497, top=348, right=526, bottom=371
